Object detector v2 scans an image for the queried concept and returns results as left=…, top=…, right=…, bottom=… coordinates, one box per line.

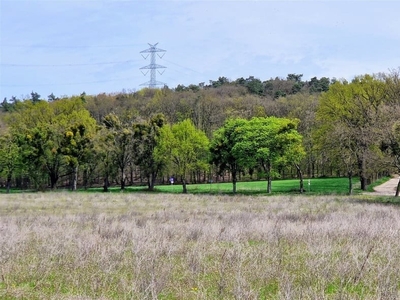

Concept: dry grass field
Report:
left=1, top=192, right=400, bottom=299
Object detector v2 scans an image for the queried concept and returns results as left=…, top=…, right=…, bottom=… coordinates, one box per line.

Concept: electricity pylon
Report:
left=139, top=43, right=166, bottom=88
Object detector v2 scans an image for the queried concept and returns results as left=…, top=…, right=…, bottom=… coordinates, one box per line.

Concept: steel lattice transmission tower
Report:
left=139, top=43, right=166, bottom=88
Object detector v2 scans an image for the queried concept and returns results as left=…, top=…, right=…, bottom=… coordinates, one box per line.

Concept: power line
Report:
left=1, top=57, right=202, bottom=75
left=0, top=78, right=134, bottom=87
left=1, top=59, right=138, bottom=67
left=0, top=48, right=206, bottom=91
left=162, top=58, right=202, bottom=75
left=0, top=43, right=144, bottom=49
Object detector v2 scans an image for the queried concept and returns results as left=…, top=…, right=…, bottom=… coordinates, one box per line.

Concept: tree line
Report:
left=2, top=71, right=400, bottom=194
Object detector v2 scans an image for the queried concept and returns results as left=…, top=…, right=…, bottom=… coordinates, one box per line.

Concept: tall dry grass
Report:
left=1, top=193, right=400, bottom=299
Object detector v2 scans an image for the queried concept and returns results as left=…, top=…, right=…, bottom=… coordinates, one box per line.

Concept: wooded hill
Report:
left=1, top=71, right=400, bottom=194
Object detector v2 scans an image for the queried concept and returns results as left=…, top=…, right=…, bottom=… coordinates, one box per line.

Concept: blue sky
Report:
left=1, top=0, right=400, bottom=100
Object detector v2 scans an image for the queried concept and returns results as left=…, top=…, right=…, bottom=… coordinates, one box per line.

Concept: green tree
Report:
left=47, top=93, right=59, bottom=102
left=273, top=93, right=319, bottom=178
left=209, top=76, right=230, bottom=88
left=209, top=118, right=248, bottom=193
left=379, top=69, right=400, bottom=196
left=382, top=121, right=400, bottom=196
left=244, top=76, right=264, bottom=95
left=61, top=122, right=97, bottom=191
left=30, top=91, right=41, bottom=103
left=0, top=134, right=21, bottom=193
left=155, top=119, right=209, bottom=193
left=315, top=75, right=387, bottom=190
left=6, top=98, right=96, bottom=190
left=93, top=127, right=119, bottom=192
left=133, top=114, right=165, bottom=190
left=1, top=98, right=14, bottom=112
left=308, top=77, right=330, bottom=93
left=103, top=112, right=135, bottom=190
left=287, top=73, right=304, bottom=94
left=234, top=117, right=305, bottom=193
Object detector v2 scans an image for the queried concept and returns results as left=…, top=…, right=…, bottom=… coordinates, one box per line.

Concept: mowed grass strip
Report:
left=1, top=192, right=400, bottom=299
left=85, top=177, right=363, bottom=195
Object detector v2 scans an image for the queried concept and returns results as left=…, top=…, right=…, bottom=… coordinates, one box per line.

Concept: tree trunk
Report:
left=83, top=168, right=88, bottom=190
left=147, top=175, right=152, bottom=191
left=49, top=172, right=58, bottom=190
left=348, top=170, right=353, bottom=195
left=147, top=172, right=157, bottom=191
left=395, top=177, right=400, bottom=197
left=358, top=156, right=368, bottom=191
left=72, top=165, right=78, bottom=191
left=266, top=163, right=272, bottom=194
left=182, top=177, right=187, bottom=194
left=6, top=174, right=11, bottom=194
left=295, top=164, right=304, bottom=194
left=120, top=168, right=125, bottom=190
left=267, top=176, right=272, bottom=194
left=103, top=176, right=109, bottom=192
left=312, top=160, right=315, bottom=178
left=232, top=170, right=237, bottom=194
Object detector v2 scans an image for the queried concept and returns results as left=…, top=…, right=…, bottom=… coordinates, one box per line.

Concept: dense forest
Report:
left=1, top=71, right=400, bottom=194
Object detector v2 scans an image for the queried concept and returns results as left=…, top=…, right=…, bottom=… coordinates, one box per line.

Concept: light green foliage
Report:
left=5, top=97, right=96, bottom=190
left=315, top=75, right=387, bottom=190
left=317, top=75, right=386, bottom=127
left=155, top=119, right=209, bottom=193
left=234, top=117, right=305, bottom=193
left=61, top=122, right=96, bottom=191
left=5, top=71, right=400, bottom=192
left=211, top=117, right=305, bottom=193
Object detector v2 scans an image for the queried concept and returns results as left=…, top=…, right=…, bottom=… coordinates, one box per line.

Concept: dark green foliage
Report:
left=3, top=70, right=400, bottom=194
left=244, top=76, right=264, bottom=95
left=47, top=93, right=57, bottom=102
left=209, top=76, right=230, bottom=88
left=308, top=76, right=330, bottom=93
left=1, top=98, right=12, bottom=112
left=30, top=91, right=41, bottom=103
left=210, top=118, right=248, bottom=193
left=133, top=114, right=166, bottom=190
left=1, top=97, right=19, bottom=112
left=102, top=112, right=135, bottom=190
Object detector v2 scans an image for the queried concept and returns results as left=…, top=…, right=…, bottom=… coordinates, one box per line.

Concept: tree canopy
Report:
left=155, top=119, right=209, bottom=193
left=3, top=70, right=400, bottom=195
left=315, top=75, right=388, bottom=191
left=210, top=117, right=304, bottom=193
left=4, top=97, right=97, bottom=190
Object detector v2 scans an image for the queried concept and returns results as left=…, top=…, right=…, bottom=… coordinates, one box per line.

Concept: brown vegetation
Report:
left=1, top=193, right=400, bottom=299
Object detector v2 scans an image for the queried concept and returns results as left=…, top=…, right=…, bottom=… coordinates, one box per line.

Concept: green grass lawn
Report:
left=2, top=176, right=391, bottom=195
left=85, top=176, right=364, bottom=195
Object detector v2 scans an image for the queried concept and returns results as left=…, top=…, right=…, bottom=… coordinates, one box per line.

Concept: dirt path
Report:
left=371, top=176, right=399, bottom=196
